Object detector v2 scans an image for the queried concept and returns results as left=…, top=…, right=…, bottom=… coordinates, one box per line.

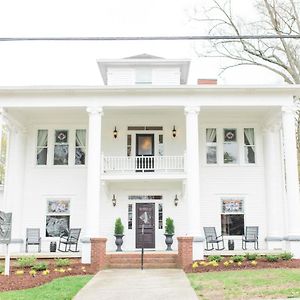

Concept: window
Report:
left=54, top=130, right=69, bottom=165
left=135, top=68, right=152, bottom=84
left=206, top=128, right=217, bottom=164
left=158, top=134, right=164, bottom=156
left=223, top=129, right=238, bottom=164
left=244, top=128, right=255, bottom=164
left=75, top=129, right=86, bottom=165
left=0, top=127, right=8, bottom=185
left=127, top=134, right=132, bottom=156
left=46, top=199, right=70, bottom=237
left=221, top=198, right=244, bottom=235
left=37, top=129, right=48, bottom=165
left=158, top=203, right=163, bottom=229
left=128, top=204, right=133, bottom=229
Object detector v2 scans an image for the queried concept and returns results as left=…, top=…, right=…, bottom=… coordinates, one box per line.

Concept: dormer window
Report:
left=135, top=68, right=152, bottom=85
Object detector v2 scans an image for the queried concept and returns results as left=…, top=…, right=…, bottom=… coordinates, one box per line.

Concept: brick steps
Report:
left=106, top=252, right=178, bottom=269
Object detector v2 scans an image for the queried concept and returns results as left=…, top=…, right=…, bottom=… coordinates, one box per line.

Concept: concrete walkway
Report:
left=73, top=269, right=198, bottom=300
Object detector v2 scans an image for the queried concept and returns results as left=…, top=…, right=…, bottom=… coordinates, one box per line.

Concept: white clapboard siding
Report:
left=107, top=68, right=135, bottom=85
left=152, top=68, right=180, bottom=85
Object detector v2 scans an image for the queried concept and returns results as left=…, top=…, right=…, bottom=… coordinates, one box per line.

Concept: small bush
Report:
left=17, top=256, right=36, bottom=268
left=114, top=218, right=124, bottom=235
left=31, top=262, right=48, bottom=271
left=245, top=253, right=258, bottom=261
left=0, top=265, right=4, bottom=274
left=165, top=217, right=175, bottom=235
left=55, top=258, right=70, bottom=267
left=207, top=255, right=223, bottom=262
left=279, top=252, right=293, bottom=261
left=232, top=255, right=245, bottom=263
left=266, top=254, right=280, bottom=262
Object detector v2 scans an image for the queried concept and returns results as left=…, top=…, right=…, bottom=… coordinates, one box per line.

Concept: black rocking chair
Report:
left=58, top=228, right=81, bottom=252
left=242, top=226, right=259, bottom=250
left=203, top=227, right=225, bottom=251
left=25, top=228, right=41, bottom=252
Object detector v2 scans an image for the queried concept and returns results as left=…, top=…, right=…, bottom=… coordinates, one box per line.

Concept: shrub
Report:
left=17, top=256, right=36, bottom=268
left=266, top=254, right=280, bottom=262
left=55, top=258, right=70, bottom=267
left=31, top=262, right=48, bottom=271
left=245, top=253, right=258, bottom=261
left=0, top=265, right=4, bottom=274
left=114, top=218, right=124, bottom=235
left=279, top=252, right=293, bottom=261
left=232, top=255, right=245, bottom=263
left=207, top=255, right=223, bottom=263
left=165, top=217, right=175, bottom=235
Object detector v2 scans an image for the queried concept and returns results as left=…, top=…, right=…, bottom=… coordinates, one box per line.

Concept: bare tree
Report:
left=192, top=0, right=300, bottom=143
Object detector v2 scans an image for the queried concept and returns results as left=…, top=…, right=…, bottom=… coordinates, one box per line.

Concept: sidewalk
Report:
left=73, top=269, right=198, bottom=300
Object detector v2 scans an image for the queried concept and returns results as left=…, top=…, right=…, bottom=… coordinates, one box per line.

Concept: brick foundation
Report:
left=91, top=238, right=107, bottom=270
left=177, top=236, right=193, bottom=270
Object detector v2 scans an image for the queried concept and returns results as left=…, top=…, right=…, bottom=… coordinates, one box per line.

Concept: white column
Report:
left=82, top=107, right=103, bottom=264
left=185, top=106, right=203, bottom=259
left=263, top=125, right=284, bottom=249
left=282, top=106, right=300, bottom=257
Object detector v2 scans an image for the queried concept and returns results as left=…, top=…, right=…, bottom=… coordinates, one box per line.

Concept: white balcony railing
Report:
left=102, top=155, right=185, bottom=173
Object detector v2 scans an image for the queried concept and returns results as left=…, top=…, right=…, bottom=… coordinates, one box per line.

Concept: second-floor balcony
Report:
left=102, top=155, right=185, bottom=174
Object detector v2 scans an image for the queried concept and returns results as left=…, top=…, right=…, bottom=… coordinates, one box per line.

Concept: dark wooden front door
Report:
left=136, top=203, right=155, bottom=248
left=136, top=134, right=154, bottom=171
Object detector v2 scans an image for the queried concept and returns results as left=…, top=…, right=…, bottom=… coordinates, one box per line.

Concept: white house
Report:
left=0, top=53, right=300, bottom=262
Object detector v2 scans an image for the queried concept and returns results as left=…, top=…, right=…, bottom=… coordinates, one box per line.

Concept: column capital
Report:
left=86, top=106, right=103, bottom=115
left=282, top=106, right=298, bottom=115
left=184, top=106, right=200, bottom=115
left=261, top=123, right=281, bottom=134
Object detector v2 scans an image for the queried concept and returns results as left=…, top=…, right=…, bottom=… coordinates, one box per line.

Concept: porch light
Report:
left=172, top=126, right=177, bottom=138
left=113, top=127, right=118, bottom=139
left=112, top=194, right=117, bottom=206
left=174, top=194, right=179, bottom=206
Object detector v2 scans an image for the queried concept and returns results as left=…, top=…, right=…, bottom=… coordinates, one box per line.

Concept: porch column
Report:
left=263, top=125, right=284, bottom=249
left=281, top=106, right=300, bottom=257
left=83, top=107, right=103, bottom=263
left=185, top=106, right=203, bottom=259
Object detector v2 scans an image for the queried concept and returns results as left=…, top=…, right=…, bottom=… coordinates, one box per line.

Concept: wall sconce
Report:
left=172, top=126, right=177, bottom=138
left=112, top=194, right=117, bottom=206
left=113, top=126, right=118, bottom=139
left=174, top=194, right=179, bottom=206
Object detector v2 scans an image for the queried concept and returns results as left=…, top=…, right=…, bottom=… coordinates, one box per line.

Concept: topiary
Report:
left=165, top=217, right=175, bottom=235
left=114, top=218, right=124, bottom=235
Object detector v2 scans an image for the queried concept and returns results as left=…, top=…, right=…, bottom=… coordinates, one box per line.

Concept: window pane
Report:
left=245, top=146, right=255, bottom=164
left=222, top=199, right=243, bottom=213
left=37, top=148, right=48, bottom=165
left=37, top=130, right=48, bottom=147
left=221, top=214, right=244, bottom=235
left=224, top=129, right=237, bottom=142
left=244, top=128, right=255, bottom=145
left=128, top=204, right=133, bottom=229
left=207, top=146, right=217, bottom=164
left=46, top=215, right=70, bottom=237
left=206, top=128, right=217, bottom=143
left=224, top=143, right=238, bottom=164
left=75, top=130, right=86, bottom=147
left=75, top=147, right=85, bottom=165
left=158, top=203, right=163, bottom=229
left=54, top=145, right=69, bottom=165
left=135, top=68, right=152, bottom=84
left=55, top=130, right=68, bottom=143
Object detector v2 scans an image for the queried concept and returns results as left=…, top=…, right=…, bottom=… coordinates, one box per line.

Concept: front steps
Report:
left=106, top=251, right=178, bottom=269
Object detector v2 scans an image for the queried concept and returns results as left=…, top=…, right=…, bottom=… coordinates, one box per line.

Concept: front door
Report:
left=136, top=134, right=154, bottom=171
left=136, top=203, right=155, bottom=248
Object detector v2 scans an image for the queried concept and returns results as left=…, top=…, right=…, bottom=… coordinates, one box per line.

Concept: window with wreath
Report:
left=244, top=128, right=255, bottom=164
left=223, top=129, right=238, bottom=164
left=221, top=198, right=244, bottom=235
left=54, top=130, right=69, bottom=165
left=46, top=199, right=70, bottom=237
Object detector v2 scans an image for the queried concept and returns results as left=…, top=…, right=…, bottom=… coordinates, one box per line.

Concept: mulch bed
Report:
left=0, top=263, right=96, bottom=292
left=186, top=259, right=300, bottom=273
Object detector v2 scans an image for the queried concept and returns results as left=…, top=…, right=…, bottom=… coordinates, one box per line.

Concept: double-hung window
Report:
left=223, top=129, right=238, bottom=164
left=54, top=130, right=69, bottom=165
left=37, top=129, right=48, bottom=165
left=206, top=128, right=217, bottom=164
left=75, top=129, right=86, bottom=165
left=244, top=128, right=255, bottom=164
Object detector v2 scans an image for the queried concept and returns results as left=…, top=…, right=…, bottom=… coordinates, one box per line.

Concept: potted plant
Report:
left=114, top=218, right=124, bottom=252
left=164, top=217, right=175, bottom=251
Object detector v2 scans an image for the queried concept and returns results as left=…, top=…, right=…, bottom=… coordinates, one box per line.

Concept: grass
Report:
left=0, top=275, right=93, bottom=300
left=188, top=269, right=300, bottom=300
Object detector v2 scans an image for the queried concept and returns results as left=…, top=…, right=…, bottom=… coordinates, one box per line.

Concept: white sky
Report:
left=0, top=0, right=283, bottom=86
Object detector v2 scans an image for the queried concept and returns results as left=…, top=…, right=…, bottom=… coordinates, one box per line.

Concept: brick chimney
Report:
left=197, top=79, right=217, bottom=85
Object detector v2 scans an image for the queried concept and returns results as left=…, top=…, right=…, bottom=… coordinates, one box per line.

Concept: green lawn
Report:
left=0, top=275, right=93, bottom=300
left=188, top=269, right=300, bottom=300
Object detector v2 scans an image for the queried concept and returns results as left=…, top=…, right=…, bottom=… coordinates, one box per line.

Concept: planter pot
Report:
left=50, top=241, right=57, bottom=252
left=228, top=239, right=234, bottom=250
left=164, top=234, right=174, bottom=251
left=114, top=234, right=124, bottom=252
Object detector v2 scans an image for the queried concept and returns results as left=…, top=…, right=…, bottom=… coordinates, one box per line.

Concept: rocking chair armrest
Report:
left=216, top=234, right=223, bottom=239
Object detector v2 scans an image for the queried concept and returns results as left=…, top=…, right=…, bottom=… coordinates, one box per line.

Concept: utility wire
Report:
left=0, top=34, right=299, bottom=42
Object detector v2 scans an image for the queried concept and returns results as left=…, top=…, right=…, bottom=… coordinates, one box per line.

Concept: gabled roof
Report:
left=97, top=54, right=190, bottom=85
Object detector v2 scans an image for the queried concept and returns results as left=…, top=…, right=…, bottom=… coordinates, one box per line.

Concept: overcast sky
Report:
left=0, top=0, right=283, bottom=86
